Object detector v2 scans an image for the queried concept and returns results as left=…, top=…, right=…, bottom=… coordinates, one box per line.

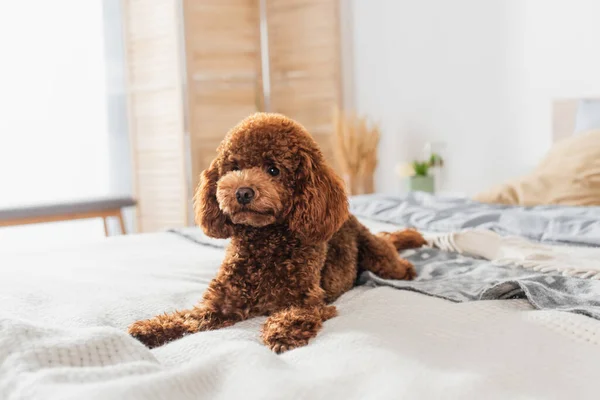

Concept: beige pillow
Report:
left=474, top=130, right=600, bottom=206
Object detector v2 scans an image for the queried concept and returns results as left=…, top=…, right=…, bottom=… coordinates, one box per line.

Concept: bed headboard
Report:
left=552, top=99, right=578, bottom=143
left=552, top=98, right=600, bottom=142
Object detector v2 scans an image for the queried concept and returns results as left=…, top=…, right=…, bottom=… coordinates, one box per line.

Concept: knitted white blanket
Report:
left=3, top=288, right=600, bottom=400
left=2, top=228, right=600, bottom=399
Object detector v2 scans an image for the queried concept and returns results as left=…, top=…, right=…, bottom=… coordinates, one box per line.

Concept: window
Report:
left=0, top=0, right=129, bottom=251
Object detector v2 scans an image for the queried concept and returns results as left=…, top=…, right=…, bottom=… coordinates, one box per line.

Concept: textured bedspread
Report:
left=2, top=230, right=600, bottom=400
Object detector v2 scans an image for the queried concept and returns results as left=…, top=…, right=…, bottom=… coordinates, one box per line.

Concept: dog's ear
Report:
left=288, top=151, right=349, bottom=244
left=194, top=158, right=233, bottom=238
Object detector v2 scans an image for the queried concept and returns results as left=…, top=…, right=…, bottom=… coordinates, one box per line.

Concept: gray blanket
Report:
left=171, top=192, right=600, bottom=320
left=351, top=193, right=600, bottom=320
left=350, top=192, right=600, bottom=246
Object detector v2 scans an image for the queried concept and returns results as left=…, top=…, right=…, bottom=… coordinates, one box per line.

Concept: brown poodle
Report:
left=128, top=113, right=426, bottom=353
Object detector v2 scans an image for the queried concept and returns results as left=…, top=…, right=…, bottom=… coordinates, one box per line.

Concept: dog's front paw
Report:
left=261, top=307, right=326, bottom=354
left=128, top=314, right=197, bottom=349
left=264, top=336, right=309, bottom=354
left=128, top=320, right=166, bottom=349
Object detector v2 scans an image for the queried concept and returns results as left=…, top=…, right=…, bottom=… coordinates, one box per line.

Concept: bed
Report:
left=2, top=101, right=600, bottom=400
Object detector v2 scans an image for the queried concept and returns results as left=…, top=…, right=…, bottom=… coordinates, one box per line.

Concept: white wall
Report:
left=350, top=0, right=600, bottom=195
left=520, top=0, right=600, bottom=150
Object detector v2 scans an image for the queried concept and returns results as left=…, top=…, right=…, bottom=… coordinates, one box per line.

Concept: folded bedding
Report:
left=363, top=245, right=600, bottom=320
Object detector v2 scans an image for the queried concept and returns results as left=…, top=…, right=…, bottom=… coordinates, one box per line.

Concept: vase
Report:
left=409, top=175, right=435, bottom=193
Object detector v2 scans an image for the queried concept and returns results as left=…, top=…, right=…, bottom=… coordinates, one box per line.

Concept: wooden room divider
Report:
left=122, top=0, right=341, bottom=232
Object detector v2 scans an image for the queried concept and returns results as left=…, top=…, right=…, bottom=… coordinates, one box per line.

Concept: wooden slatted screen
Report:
left=266, top=0, right=341, bottom=163
left=123, top=0, right=341, bottom=231
left=122, top=0, right=189, bottom=232
left=182, top=0, right=263, bottom=201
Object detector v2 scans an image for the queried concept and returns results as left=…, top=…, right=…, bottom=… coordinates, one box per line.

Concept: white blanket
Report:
left=2, top=226, right=600, bottom=400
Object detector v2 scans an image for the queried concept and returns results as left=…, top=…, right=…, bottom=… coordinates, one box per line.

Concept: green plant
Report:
left=409, top=152, right=443, bottom=177
left=412, top=161, right=430, bottom=177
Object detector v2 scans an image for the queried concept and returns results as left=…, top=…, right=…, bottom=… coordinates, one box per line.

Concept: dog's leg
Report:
left=358, top=229, right=426, bottom=280
left=128, top=305, right=240, bottom=349
left=261, top=305, right=337, bottom=354
left=129, top=268, right=255, bottom=348
left=376, top=229, right=427, bottom=251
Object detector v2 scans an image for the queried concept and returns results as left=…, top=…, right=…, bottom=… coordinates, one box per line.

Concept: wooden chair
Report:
left=0, top=197, right=137, bottom=236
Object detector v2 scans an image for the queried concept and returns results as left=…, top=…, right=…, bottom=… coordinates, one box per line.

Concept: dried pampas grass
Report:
left=332, top=108, right=380, bottom=194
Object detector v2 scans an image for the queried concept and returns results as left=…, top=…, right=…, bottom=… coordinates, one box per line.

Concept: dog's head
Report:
left=194, top=113, right=349, bottom=244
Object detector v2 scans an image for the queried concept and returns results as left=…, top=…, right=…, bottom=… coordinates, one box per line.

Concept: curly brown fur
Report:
left=128, top=113, right=426, bottom=353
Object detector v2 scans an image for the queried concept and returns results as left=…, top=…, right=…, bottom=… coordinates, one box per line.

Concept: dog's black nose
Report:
left=236, top=187, right=255, bottom=205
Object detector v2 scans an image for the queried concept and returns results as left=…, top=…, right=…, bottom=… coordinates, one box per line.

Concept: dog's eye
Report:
left=267, top=166, right=280, bottom=176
